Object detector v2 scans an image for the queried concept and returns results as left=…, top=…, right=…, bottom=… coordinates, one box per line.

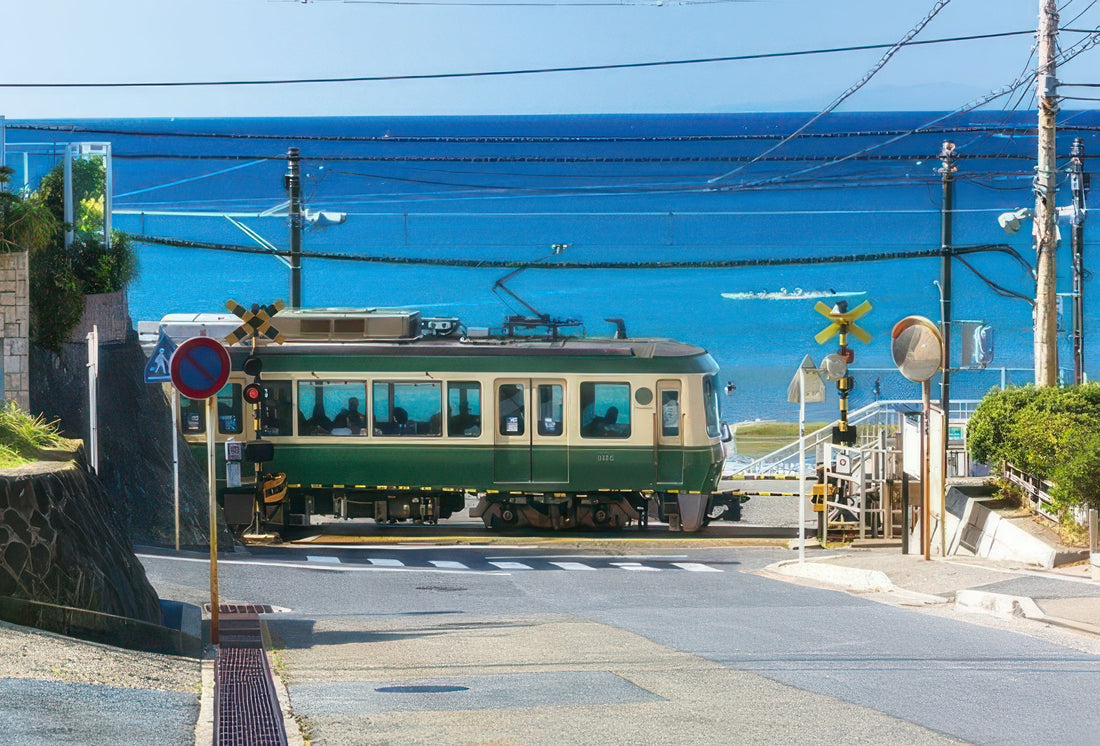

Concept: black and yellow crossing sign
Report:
left=224, top=299, right=287, bottom=345
left=814, top=299, right=872, bottom=345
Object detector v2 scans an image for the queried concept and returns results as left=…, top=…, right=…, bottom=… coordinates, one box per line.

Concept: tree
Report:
left=28, top=157, right=138, bottom=350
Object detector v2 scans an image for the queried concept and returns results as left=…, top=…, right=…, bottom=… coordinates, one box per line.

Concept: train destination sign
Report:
left=170, top=336, right=232, bottom=400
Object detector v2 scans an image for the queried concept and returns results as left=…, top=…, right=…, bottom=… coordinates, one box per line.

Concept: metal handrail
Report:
left=727, top=399, right=977, bottom=477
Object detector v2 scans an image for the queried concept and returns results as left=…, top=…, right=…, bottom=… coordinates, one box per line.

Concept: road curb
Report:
left=956, top=590, right=1100, bottom=636
left=766, top=558, right=895, bottom=592
left=194, top=652, right=215, bottom=746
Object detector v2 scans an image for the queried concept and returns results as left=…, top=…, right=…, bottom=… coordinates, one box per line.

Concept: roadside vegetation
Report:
left=1, top=158, right=138, bottom=352
left=967, top=383, right=1100, bottom=517
left=0, top=400, right=63, bottom=468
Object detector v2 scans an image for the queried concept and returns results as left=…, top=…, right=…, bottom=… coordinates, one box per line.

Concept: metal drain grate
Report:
left=214, top=610, right=288, bottom=746
left=204, top=603, right=275, bottom=615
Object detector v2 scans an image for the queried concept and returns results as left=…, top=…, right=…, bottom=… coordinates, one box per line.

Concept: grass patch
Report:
left=0, top=400, right=63, bottom=467
left=733, top=420, right=827, bottom=458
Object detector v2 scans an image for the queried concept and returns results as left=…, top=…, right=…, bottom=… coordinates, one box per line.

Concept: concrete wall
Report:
left=0, top=251, right=30, bottom=411
left=69, top=290, right=130, bottom=345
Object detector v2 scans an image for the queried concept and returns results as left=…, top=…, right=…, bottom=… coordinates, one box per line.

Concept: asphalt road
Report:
left=141, top=544, right=1100, bottom=745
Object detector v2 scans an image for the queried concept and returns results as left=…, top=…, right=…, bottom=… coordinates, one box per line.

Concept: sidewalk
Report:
left=766, top=544, right=1100, bottom=637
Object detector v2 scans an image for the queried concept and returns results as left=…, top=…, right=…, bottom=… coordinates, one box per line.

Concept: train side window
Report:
left=259, top=381, right=293, bottom=437
left=498, top=383, right=525, bottom=436
left=217, top=384, right=243, bottom=434
left=180, top=396, right=205, bottom=434
left=298, top=380, right=368, bottom=435
left=580, top=382, right=631, bottom=438
left=447, top=382, right=481, bottom=437
left=661, top=390, right=680, bottom=437
left=372, top=381, right=442, bottom=436
left=537, top=384, right=564, bottom=436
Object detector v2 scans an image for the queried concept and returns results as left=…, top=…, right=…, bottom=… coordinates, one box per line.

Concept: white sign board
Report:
left=903, top=413, right=921, bottom=479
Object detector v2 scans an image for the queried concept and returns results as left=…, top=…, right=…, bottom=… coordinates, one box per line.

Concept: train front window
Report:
left=180, top=396, right=205, bottom=434
left=298, top=381, right=369, bottom=435
left=259, top=381, right=293, bottom=437
left=703, top=375, right=721, bottom=438
left=537, top=384, right=563, bottom=436
left=447, top=382, right=481, bottom=437
left=372, top=381, right=442, bottom=436
left=217, top=384, right=243, bottom=434
left=580, top=382, right=631, bottom=438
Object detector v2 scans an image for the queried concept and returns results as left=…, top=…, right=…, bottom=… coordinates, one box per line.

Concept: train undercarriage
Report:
left=224, top=485, right=744, bottom=536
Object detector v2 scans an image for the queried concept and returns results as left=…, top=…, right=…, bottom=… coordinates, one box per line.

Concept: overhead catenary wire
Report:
left=0, top=30, right=1038, bottom=89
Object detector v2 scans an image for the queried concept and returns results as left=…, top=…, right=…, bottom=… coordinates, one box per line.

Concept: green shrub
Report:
left=968, top=383, right=1100, bottom=512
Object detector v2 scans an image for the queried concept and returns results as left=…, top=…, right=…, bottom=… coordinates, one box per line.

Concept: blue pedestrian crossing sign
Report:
left=144, top=329, right=178, bottom=384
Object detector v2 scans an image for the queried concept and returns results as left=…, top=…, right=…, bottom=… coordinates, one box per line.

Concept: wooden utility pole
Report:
left=1033, top=0, right=1060, bottom=386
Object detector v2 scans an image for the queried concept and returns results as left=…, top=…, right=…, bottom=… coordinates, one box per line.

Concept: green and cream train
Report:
left=158, top=308, right=741, bottom=533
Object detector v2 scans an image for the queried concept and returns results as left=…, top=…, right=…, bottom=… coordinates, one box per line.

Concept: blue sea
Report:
left=4, top=112, right=1098, bottom=423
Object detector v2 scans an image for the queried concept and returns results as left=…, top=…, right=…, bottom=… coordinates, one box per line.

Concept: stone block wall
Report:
left=0, top=251, right=30, bottom=411
left=0, top=460, right=162, bottom=624
left=69, top=290, right=130, bottom=345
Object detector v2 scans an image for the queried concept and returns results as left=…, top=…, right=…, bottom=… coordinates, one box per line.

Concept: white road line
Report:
left=610, top=562, right=662, bottom=572
left=489, top=561, right=532, bottom=570
left=368, top=558, right=405, bottom=567
left=549, top=561, right=596, bottom=571
left=136, top=554, right=507, bottom=575
left=428, top=560, right=469, bottom=569
left=670, top=562, right=723, bottom=573
left=306, top=555, right=342, bottom=565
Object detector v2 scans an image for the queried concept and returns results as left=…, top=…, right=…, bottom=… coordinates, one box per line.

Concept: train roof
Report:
left=138, top=309, right=715, bottom=373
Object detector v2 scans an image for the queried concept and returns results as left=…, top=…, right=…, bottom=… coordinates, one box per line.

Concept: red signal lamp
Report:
left=243, top=382, right=265, bottom=404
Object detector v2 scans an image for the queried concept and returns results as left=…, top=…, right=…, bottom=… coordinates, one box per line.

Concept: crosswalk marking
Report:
left=610, top=562, right=662, bottom=572
left=367, top=558, right=405, bottom=567
left=671, top=562, right=723, bottom=573
left=429, top=560, right=469, bottom=569
left=549, top=561, right=596, bottom=571
left=489, top=561, right=532, bottom=570
left=306, top=555, right=341, bottom=564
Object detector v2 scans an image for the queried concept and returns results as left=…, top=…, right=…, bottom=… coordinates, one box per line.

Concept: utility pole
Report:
left=939, top=140, right=956, bottom=419
left=1070, top=137, right=1089, bottom=383
left=1033, top=0, right=1060, bottom=386
left=286, top=147, right=303, bottom=309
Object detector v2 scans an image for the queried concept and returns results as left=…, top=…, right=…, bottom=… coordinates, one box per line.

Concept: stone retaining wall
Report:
left=0, top=459, right=161, bottom=624
left=69, top=290, right=130, bottom=345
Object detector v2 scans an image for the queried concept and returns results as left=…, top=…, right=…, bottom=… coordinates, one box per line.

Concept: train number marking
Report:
left=596, top=454, right=615, bottom=462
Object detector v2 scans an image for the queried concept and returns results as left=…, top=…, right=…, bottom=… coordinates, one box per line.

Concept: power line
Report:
left=0, top=30, right=1036, bottom=89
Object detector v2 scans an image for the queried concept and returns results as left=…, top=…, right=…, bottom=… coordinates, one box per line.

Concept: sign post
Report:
left=169, top=336, right=231, bottom=645
left=144, top=330, right=179, bottom=550
left=891, top=316, right=944, bottom=561
left=788, top=355, right=826, bottom=562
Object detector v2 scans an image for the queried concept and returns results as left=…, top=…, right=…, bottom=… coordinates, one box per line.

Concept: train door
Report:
left=493, top=379, right=569, bottom=484
left=656, top=381, right=684, bottom=485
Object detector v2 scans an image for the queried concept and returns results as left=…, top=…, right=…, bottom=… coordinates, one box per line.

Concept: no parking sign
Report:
left=170, top=336, right=231, bottom=400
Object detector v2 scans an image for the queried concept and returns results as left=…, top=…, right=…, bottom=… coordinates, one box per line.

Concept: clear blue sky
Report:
left=3, top=0, right=1097, bottom=117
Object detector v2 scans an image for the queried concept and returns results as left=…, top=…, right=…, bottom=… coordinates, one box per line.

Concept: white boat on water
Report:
left=721, top=289, right=865, bottom=301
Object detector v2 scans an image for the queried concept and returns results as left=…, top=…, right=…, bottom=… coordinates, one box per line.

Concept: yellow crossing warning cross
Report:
left=224, top=299, right=287, bottom=345
left=814, top=299, right=872, bottom=345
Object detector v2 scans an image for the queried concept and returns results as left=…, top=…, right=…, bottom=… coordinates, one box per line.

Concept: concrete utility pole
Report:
left=286, top=147, right=303, bottom=309
left=939, top=140, right=956, bottom=418
left=1033, top=0, right=1060, bottom=386
left=1070, top=137, right=1089, bottom=384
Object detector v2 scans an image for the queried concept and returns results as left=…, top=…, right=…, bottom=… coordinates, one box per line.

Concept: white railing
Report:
left=1003, top=463, right=1059, bottom=523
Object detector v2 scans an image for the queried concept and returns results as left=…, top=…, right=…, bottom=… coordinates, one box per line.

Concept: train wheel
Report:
left=500, top=507, right=518, bottom=525
left=593, top=507, right=609, bottom=525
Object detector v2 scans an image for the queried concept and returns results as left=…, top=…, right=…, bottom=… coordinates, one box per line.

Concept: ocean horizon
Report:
left=4, top=111, right=1096, bottom=423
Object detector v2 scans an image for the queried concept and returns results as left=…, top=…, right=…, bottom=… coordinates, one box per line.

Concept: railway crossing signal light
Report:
left=814, top=299, right=873, bottom=445
left=242, top=355, right=265, bottom=404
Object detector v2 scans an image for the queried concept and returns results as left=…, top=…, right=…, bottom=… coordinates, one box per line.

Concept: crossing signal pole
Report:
left=815, top=299, right=872, bottom=445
